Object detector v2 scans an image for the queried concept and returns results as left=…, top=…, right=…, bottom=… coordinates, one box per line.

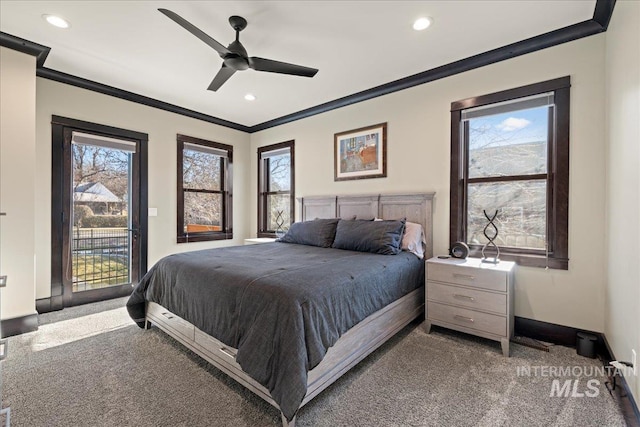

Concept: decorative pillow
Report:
left=317, top=215, right=356, bottom=220
left=402, top=221, right=426, bottom=259
left=276, top=218, right=340, bottom=248
left=354, top=215, right=375, bottom=221
left=332, top=219, right=406, bottom=255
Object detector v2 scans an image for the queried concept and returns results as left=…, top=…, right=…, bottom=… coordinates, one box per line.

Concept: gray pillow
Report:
left=276, top=218, right=340, bottom=247
left=332, top=219, right=406, bottom=255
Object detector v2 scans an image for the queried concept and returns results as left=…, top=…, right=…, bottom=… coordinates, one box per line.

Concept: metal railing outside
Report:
left=72, top=227, right=130, bottom=291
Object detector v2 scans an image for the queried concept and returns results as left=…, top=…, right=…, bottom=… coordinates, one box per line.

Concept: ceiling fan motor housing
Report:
left=223, top=40, right=249, bottom=70
left=224, top=54, right=249, bottom=71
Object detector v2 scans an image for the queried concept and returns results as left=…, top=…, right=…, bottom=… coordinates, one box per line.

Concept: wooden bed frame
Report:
left=146, top=192, right=435, bottom=426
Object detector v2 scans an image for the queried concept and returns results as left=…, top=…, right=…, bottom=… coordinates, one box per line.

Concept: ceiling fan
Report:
left=158, top=9, right=319, bottom=92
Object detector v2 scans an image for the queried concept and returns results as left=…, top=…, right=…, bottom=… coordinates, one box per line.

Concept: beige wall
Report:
left=34, top=79, right=251, bottom=299
left=605, top=0, right=640, bottom=404
left=0, top=6, right=635, bottom=405
left=6, top=19, right=629, bottom=349
left=250, top=35, right=607, bottom=332
left=0, top=47, right=37, bottom=319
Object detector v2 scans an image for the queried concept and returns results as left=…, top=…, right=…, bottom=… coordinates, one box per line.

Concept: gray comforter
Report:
left=127, top=242, right=424, bottom=421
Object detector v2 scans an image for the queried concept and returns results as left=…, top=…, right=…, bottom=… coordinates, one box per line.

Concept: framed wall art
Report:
left=334, top=122, right=387, bottom=181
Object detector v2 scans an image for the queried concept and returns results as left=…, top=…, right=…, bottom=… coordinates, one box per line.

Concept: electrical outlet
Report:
left=632, top=349, right=637, bottom=376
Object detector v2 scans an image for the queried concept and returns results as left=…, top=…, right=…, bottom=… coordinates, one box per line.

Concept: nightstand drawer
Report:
left=427, top=301, right=506, bottom=337
left=427, top=282, right=506, bottom=314
left=427, top=263, right=507, bottom=292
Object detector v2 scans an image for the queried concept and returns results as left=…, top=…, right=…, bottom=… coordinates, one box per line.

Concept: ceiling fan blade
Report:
left=208, top=65, right=236, bottom=91
left=249, top=57, right=318, bottom=78
left=158, top=9, right=230, bottom=56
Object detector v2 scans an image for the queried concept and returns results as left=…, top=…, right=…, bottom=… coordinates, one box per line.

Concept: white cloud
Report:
left=496, top=117, right=531, bottom=132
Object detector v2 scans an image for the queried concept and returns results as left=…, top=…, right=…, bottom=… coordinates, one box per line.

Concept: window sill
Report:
left=467, top=248, right=568, bottom=270
left=257, top=232, right=278, bottom=238
left=177, top=233, right=232, bottom=243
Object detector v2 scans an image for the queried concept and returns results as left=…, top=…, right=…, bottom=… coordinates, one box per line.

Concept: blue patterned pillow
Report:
left=332, top=219, right=406, bottom=255
left=276, top=218, right=340, bottom=247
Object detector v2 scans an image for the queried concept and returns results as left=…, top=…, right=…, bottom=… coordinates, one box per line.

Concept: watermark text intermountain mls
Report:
left=516, top=365, right=636, bottom=398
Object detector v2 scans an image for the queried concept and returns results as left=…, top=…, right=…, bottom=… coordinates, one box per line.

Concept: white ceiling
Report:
left=0, top=1, right=596, bottom=127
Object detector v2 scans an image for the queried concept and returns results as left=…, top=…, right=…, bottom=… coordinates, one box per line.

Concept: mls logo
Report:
left=550, top=379, right=600, bottom=397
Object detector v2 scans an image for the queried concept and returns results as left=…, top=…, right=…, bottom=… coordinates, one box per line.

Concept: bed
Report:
left=127, top=192, right=434, bottom=426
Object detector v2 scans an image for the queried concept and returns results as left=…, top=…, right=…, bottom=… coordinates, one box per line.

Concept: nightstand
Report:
left=424, top=257, right=515, bottom=356
left=244, top=238, right=277, bottom=245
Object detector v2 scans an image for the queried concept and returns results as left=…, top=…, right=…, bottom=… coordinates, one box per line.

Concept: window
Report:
left=450, top=77, right=570, bottom=269
left=177, top=134, right=233, bottom=243
left=258, top=141, right=295, bottom=237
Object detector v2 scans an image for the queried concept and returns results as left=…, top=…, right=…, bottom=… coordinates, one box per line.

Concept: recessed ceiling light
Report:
left=413, top=17, right=432, bottom=31
left=43, top=14, right=70, bottom=29
left=244, top=93, right=256, bottom=101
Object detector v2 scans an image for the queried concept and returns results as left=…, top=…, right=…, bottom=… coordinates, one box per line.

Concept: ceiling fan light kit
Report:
left=158, top=9, right=319, bottom=92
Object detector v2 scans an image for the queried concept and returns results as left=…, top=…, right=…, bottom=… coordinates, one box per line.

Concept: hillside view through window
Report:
left=466, top=106, right=549, bottom=250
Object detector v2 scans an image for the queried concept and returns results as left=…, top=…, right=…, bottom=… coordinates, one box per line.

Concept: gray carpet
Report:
left=2, top=298, right=626, bottom=426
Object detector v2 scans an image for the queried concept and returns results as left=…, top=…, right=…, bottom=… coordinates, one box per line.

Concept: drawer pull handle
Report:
left=453, top=294, right=475, bottom=301
left=161, top=312, right=174, bottom=320
left=454, top=315, right=474, bottom=323
left=219, top=347, right=236, bottom=359
left=453, top=273, right=475, bottom=280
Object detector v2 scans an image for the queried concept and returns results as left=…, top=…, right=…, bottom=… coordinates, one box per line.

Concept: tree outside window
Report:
left=177, top=135, right=233, bottom=243
left=258, top=141, right=294, bottom=238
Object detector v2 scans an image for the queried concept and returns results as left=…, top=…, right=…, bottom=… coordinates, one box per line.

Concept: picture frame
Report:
left=334, top=122, right=387, bottom=181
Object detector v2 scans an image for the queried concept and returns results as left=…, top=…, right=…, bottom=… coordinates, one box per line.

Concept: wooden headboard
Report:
left=297, top=193, right=435, bottom=259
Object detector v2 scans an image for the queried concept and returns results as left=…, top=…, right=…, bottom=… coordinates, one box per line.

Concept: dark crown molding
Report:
left=0, top=31, right=248, bottom=133
left=593, top=0, right=617, bottom=30
left=1, top=0, right=616, bottom=134
left=37, top=67, right=250, bottom=132
left=0, top=32, right=50, bottom=67
left=250, top=19, right=604, bottom=132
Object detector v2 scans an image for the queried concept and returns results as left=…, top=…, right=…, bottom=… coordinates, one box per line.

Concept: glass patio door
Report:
left=62, top=129, right=141, bottom=305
